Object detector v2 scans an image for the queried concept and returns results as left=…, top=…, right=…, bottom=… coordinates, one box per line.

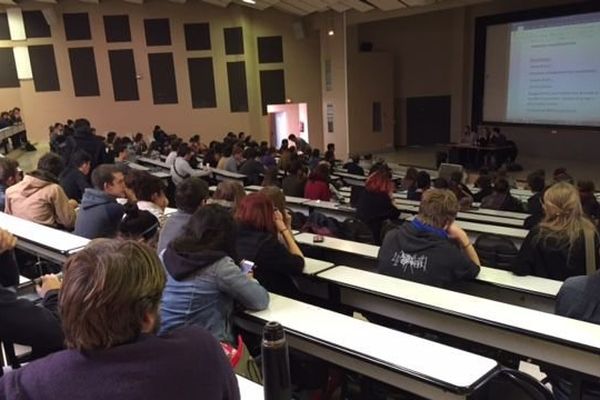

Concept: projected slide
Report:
left=505, top=13, right=600, bottom=126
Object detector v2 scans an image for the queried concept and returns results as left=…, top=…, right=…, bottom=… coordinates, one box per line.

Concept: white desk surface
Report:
left=319, top=267, right=600, bottom=351
left=478, top=267, right=561, bottom=298
left=0, top=212, right=89, bottom=254
left=137, top=157, right=169, bottom=169
left=126, top=162, right=150, bottom=171
left=470, top=208, right=529, bottom=220
left=247, top=294, right=498, bottom=390
left=454, top=220, right=528, bottom=239
left=151, top=171, right=171, bottom=179
left=209, top=167, right=246, bottom=179
left=304, top=257, right=334, bottom=275
left=455, top=212, right=524, bottom=227
left=236, top=375, right=263, bottom=400
left=164, top=207, right=178, bottom=216
left=304, top=200, right=355, bottom=213
left=245, top=186, right=308, bottom=205
left=295, top=232, right=379, bottom=259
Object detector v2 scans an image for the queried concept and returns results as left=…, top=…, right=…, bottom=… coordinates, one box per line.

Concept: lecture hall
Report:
left=1, top=0, right=600, bottom=399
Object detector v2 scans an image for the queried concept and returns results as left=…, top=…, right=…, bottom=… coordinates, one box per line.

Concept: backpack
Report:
left=341, top=218, right=375, bottom=244
left=302, top=211, right=341, bottom=237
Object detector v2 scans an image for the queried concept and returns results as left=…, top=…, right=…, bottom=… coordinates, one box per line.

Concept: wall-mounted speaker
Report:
left=292, top=21, right=305, bottom=40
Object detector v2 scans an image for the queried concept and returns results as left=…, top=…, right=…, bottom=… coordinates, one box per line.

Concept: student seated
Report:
left=238, top=147, right=265, bottom=186
left=304, top=163, right=332, bottom=201
left=171, top=143, right=210, bottom=186
left=118, top=205, right=160, bottom=246
left=377, top=189, right=481, bottom=288
left=235, top=193, right=305, bottom=297
left=112, top=142, right=130, bottom=174
left=59, top=150, right=92, bottom=202
left=343, top=154, right=365, bottom=176
left=282, top=160, right=307, bottom=198
left=472, top=174, right=493, bottom=203
left=164, top=138, right=181, bottom=167
left=449, top=171, right=473, bottom=210
left=512, top=182, right=598, bottom=280
left=74, top=165, right=126, bottom=239
left=5, top=153, right=77, bottom=229
left=68, top=118, right=108, bottom=169
left=160, top=205, right=269, bottom=343
left=356, top=167, right=401, bottom=244
left=548, top=270, right=600, bottom=400
left=208, top=181, right=246, bottom=211
left=524, top=172, right=546, bottom=229
left=217, top=146, right=242, bottom=173
left=407, top=171, right=431, bottom=201
left=158, top=177, right=209, bottom=255
left=0, top=229, right=64, bottom=361
left=480, top=178, right=524, bottom=212
left=401, top=167, right=418, bottom=192
left=0, top=239, right=240, bottom=399
left=0, top=158, right=20, bottom=212
left=132, top=172, right=169, bottom=227
left=578, top=180, right=600, bottom=224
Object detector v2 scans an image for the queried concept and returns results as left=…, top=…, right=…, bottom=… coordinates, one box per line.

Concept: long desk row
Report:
left=314, top=267, right=600, bottom=380
left=245, top=186, right=529, bottom=245
left=294, top=232, right=560, bottom=312
left=338, top=186, right=531, bottom=223
left=0, top=212, right=89, bottom=264
left=136, top=157, right=248, bottom=183
left=4, top=211, right=591, bottom=396
left=236, top=293, right=500, bottom=400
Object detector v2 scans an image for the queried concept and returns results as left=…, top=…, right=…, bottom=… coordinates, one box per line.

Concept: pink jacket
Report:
left=5, top=174, right=76, bottom=229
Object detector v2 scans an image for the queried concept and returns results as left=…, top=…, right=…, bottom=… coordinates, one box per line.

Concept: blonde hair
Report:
left=418, top=189, right=458, bottom=228
left=536, top=182, right=596, bottom=251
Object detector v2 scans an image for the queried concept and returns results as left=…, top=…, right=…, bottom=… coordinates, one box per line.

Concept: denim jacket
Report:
left=159, top=247, right=269, bottom=343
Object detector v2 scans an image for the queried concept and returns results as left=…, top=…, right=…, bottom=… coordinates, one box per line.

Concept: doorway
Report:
left=267, top=103, right=309, bottom=149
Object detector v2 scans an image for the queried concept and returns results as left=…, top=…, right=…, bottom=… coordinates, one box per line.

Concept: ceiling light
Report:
left=328, top=29, right=335, bottom=36
left=242, top=0, right=256, bottom=4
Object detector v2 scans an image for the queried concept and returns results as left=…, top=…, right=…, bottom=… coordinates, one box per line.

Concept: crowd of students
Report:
left=0, top=107, right=35, bottom=152
left=0, top=118, right=599, bottom=399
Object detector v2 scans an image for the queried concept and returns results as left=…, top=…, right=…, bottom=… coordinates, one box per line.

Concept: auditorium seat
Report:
left=475, top=233, right=519, bottom=271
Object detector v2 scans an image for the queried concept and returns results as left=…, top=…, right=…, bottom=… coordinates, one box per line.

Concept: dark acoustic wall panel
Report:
left=187, top=57, right=216, bottom=109
left=224, top=27, right=244, bottom=55
left=184, top=23, right=210, bottom=51
left=108, top=49, right=139, bottom=101
left=0, top=48, right=19, bottom=88
left=63, top=13, right=91, bottom=41
left=23, top=11, right=51, bottom=38
left=29, top=45, right=60, bottom=92
left=227, top=61, right=248, bottom=113
left=144, top=19, right=171, bottom=46
left=0, top=14, right=9, bottom=40
left=259, top=69, right=285, bottom=115
left=148, top=53, right=178, bottom=104
left=68, top=47, right=100, bottom=97
left=258, top=36, right=283, bottom=64
left=104, top=15, right=131, bottom=43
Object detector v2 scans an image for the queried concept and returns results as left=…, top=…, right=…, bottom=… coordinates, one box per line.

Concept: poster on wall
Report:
left=326, top=103, right=334, bottom=133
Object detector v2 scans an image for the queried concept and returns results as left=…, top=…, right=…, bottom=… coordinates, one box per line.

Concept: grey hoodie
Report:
left=74, top=188, right=124, bottom=239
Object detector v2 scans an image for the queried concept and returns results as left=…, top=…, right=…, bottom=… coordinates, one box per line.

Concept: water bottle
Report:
left=261, top=321, right=292, bottom=400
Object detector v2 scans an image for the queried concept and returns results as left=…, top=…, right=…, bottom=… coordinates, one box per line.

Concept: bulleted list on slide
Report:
left=506, top=14, right=600, bottom=126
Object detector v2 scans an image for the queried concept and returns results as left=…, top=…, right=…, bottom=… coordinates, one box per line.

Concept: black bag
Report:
left=341, top=218, right=375, bottom=244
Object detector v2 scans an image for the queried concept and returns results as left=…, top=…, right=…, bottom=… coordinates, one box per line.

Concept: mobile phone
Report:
left=240, top=260, right=256, bottom=274
left=313, top=235, right=324, bottom=243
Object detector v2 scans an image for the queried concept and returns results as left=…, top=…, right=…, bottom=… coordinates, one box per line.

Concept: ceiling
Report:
left=0, top=0, right=459, bottom=16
